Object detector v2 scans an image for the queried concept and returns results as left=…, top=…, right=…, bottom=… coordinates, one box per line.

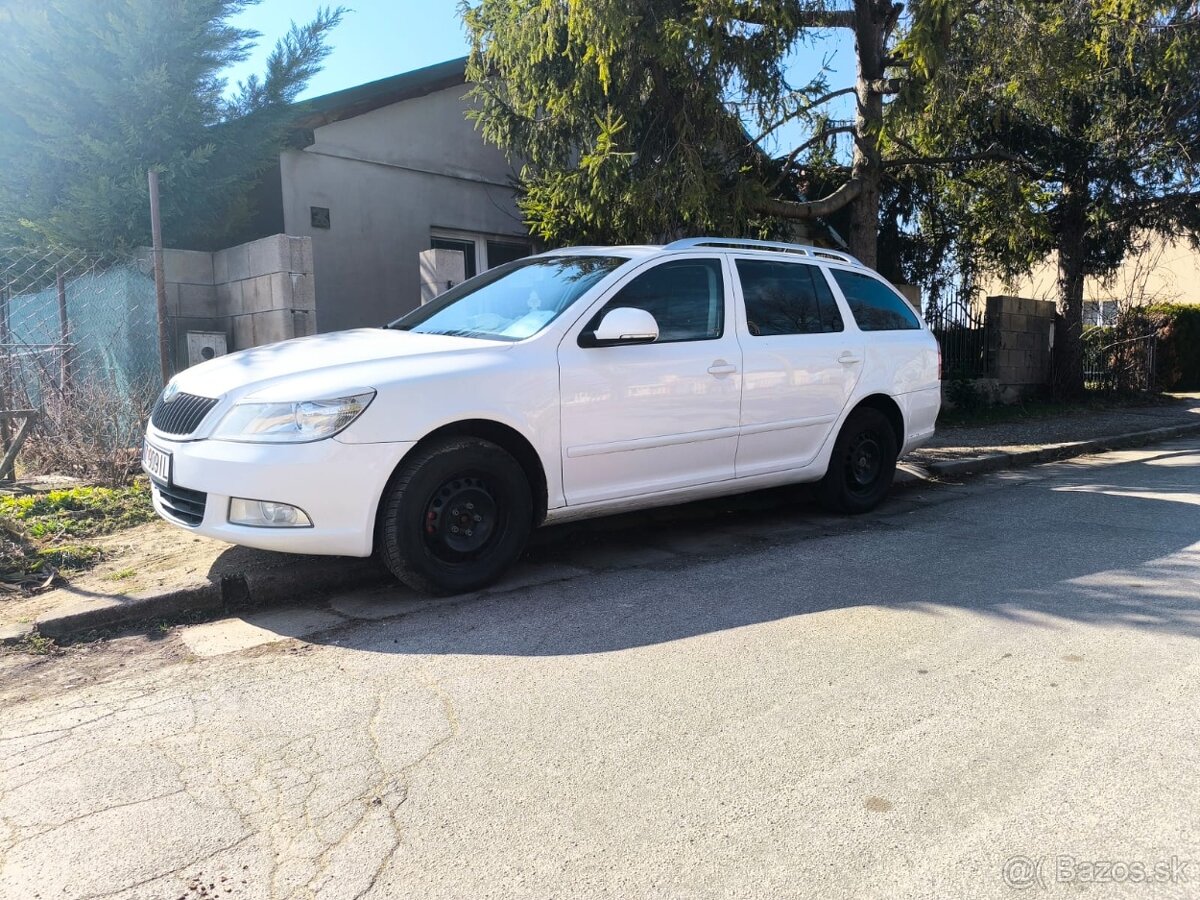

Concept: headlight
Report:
left=212, top=391, right=375, bottom=443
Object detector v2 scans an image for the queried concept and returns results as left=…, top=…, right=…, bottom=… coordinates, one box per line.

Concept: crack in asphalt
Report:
left=3, top=454, right=1168, bottom=897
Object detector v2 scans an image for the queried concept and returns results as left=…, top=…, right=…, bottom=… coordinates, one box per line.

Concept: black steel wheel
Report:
left=816, top=407, right=898, bottom=514
left=378, top=437, right=532, bottom=594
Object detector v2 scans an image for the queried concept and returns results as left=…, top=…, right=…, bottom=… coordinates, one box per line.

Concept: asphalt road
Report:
left=2, top=438, right=1199, bottom=899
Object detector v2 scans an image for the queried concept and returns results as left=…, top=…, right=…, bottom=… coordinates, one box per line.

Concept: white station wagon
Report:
left=143, top=238, right=940, bottom=593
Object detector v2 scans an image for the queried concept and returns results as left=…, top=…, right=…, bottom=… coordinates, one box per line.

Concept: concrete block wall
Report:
left=158, top=235, right=315, bottom=371
left=213, top=235, right=316, bottom=351
left=985, top=295, right=1057, bottom=399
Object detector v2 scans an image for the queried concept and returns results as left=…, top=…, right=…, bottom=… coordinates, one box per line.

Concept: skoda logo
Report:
left=161, top=382, right=181, bottom=403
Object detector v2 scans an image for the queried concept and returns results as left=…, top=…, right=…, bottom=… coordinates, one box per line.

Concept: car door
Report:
left=558, top=256, right=741, bottom=506
left=732, top=257, right=863, bottom=477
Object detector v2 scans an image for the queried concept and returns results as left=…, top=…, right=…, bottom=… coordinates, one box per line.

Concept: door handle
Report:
left=838, top=352, right=862, bottom=365
left=707, top=360, right=737, bottom=376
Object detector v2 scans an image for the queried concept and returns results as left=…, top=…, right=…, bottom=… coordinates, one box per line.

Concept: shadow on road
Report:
left=216, top=445, right=1200, bottom=655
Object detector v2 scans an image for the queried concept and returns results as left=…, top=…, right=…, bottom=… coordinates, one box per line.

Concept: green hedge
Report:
left=1146, top=304, right=1200, bottom=390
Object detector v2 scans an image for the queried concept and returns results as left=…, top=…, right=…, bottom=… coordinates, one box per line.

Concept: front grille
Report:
left=154, top=482, right=208, bottom=527
left=150, top=391, right=219, bottom=437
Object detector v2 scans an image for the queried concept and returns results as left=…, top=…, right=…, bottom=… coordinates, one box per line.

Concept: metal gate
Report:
left=925, top=289, right=992, bottom=378
left=1082, top=330, right=1157, bottom=393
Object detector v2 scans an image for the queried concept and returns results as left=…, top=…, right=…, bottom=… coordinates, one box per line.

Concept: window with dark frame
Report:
left=486, top=240, right=532, bottom=269
left=430, top=237, right=477, bottom=280
left=830, top=269, right=921, bottom=331
left=736, top=259, right=844, bottom=336
left=580, top=258, right=725, bottom=345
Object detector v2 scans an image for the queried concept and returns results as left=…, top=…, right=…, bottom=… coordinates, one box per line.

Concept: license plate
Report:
left=142, top=440, right=171, bottom=484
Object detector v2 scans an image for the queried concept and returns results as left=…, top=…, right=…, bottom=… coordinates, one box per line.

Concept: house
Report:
left=979, top=236, right=1200, bottom=325
left=239, top=57, right=533, bottom=333
left=158, top=57, right=852, bottom=366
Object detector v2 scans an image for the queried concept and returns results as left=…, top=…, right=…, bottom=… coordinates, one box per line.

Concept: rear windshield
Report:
left=390, top=255, right=627, bottom=341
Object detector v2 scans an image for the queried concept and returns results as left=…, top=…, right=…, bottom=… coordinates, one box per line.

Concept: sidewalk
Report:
left=3, top=395, right=1198, bottom=646
left=901, top=392, right=1200, bottom=478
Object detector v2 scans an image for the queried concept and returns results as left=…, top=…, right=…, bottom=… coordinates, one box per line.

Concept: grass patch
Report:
left=0, top=482, right=155, bottom=540
left=0, top=481, right=154, bottom=593
left=102, top=566, right=137, bottom=582
left=19, top=632, right=58, bottom=655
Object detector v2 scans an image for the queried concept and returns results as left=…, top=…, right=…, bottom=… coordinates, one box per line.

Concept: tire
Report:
left=377, top=437, right=533, bottom=595
left=816, top=407, right=898, bottom=514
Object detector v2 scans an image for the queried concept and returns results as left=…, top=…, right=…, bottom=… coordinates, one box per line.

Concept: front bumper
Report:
left=144, top=429, right=416, bottom=557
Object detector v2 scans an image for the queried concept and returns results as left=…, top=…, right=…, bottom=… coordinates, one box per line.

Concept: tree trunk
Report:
left=1054, top=95, right=1091, bottom=398
left=846, top=0, right=889, bottom=268
left=1055, top=182, right=1088, bottom=398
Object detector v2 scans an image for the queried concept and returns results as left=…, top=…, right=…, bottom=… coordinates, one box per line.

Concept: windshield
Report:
left=390, top=255, right=628, bottom=341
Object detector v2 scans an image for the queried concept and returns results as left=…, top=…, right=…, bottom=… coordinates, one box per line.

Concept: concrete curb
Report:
left=903, top=421, right=1200, bottom=484
left=23, top=556, right=391, bottom=644
left=9, top=419, right=1199, bottom=646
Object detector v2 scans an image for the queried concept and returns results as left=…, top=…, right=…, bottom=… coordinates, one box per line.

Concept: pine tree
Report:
left=896, top=0, right=1200, bottom=395
left=462, top=1, right=915, bottom=266
left=0, top=0, right=344, bottom=252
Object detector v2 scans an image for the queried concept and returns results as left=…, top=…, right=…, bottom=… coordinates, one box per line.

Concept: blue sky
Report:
left=224, top=0, right=856, bottom=154
left=224, top=0, right=473, bottom=97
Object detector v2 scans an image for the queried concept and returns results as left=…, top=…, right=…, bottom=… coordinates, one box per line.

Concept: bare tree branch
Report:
left=768, top=125, right=857, bottom=190
left=752, top=177, right=864, bottom=219
left=728, top=2, right=856, bottom=31
left=743, top=86, right=858, bottom=148
left=808, top=85, right=858, bottom=108
left=884, top=146, right=1046, bottom=176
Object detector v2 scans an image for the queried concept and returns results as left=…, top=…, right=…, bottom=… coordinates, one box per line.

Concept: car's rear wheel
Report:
left=378, top=437, right=532, bottom=595
left=816, top=407, right=898, bottom=514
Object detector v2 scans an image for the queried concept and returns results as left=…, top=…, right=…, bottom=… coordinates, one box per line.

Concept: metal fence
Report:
left=924, top=287, right=993, bottom=378
left=0, top=247, right=160, bottom=409
left=0, top=248, right=161, bottom=479
left=1082, top=329, right=1157, bottom=393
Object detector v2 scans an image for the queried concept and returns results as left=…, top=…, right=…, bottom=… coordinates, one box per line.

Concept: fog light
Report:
left=229, top=498, right=312, bottom=528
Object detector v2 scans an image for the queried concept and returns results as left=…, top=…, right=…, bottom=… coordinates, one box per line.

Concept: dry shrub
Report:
left=18, top=372, right=158, bottom=487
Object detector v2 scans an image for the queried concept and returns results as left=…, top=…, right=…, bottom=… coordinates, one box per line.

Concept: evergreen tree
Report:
left=896, top=0, right=1200, bottom=394
left=462, top=1, right=914, bottom=267
left=0, top=0, right=344, bottom=252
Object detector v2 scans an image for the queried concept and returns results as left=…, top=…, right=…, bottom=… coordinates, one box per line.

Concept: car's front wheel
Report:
left=816, top=407, right=898, bottom=514
left=377, top=437, right=532, bottom=595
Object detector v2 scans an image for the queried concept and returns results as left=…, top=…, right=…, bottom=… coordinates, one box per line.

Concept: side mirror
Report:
left=592, top=307, right=659, bottom=345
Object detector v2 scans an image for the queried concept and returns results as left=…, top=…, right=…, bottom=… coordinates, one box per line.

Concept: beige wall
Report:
left=979, top=236, right=1200, bottom=307
left=279, top=85, right=529, bottom=333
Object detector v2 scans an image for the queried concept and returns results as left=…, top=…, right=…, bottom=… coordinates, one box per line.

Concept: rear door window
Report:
left=736, top=259, right=843, bottom=336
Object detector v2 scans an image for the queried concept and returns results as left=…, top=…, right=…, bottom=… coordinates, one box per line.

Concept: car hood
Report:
left=170, top=328, right=510, bottom=400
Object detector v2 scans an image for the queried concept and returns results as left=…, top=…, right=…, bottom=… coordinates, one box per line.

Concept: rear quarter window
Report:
left=830, top=270, right=921, bottom=332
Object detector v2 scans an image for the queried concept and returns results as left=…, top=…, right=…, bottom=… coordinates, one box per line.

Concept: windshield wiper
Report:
left=420, top=328, right=491, bottom=338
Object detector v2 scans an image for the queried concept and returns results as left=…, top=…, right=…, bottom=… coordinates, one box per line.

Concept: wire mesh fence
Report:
left=0, top=247, right=161, bottom=482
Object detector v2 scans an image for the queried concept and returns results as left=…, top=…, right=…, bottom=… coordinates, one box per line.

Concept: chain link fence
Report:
left=0, top=247, right=162, bottom=483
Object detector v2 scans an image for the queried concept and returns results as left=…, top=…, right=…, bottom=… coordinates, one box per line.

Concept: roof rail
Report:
left=663, top=237, right=864, bottom=267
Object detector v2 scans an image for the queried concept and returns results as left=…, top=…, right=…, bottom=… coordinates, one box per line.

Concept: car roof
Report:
left=538, top=238, right=866, bottom=269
